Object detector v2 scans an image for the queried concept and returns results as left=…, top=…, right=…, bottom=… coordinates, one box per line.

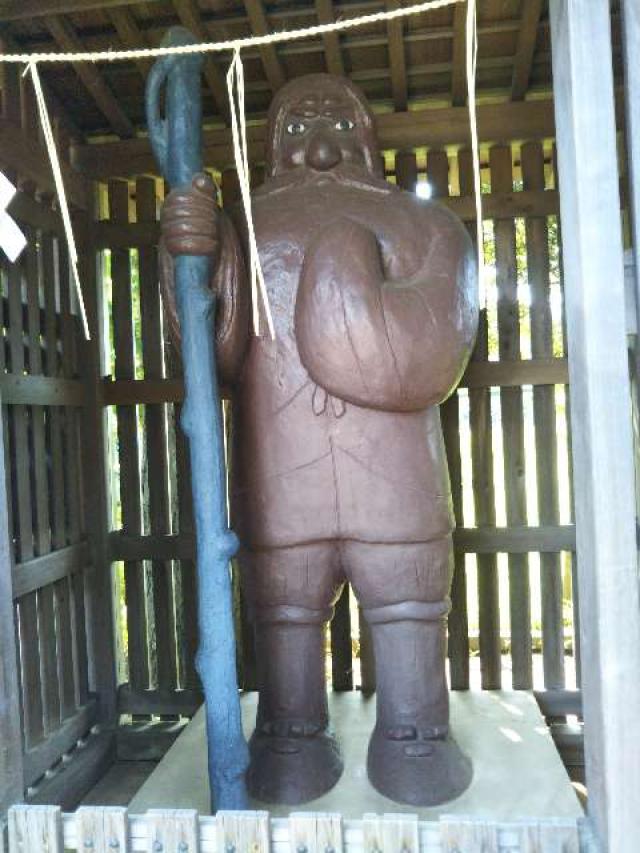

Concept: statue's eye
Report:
left=334, top=118, right=355, bottom=131
left=286, top=121, right=307, bottom=135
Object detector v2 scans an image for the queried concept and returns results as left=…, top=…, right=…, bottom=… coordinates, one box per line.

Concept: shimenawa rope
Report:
left=2, top=0, right=483, bottom=338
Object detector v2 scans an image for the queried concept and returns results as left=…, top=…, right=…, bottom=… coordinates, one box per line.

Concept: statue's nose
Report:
left=305, top=131, right=342, bottom=171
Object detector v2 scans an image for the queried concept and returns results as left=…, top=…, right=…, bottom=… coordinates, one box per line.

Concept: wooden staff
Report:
left=145, top=26, right=249, bottom=810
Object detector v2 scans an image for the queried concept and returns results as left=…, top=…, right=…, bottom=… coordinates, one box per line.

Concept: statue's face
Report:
left=265, top=75, right=381, bottom=181
left=277, top=91, right=366, bottom=174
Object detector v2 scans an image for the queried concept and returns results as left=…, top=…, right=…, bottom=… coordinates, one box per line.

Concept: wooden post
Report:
left=623, top=0, right=640, bottom=338
left=0, top=393, right=24, bottom=832
left=76, top=194, right=118, bottom=726
left=550, top=1, right=640, bottom=848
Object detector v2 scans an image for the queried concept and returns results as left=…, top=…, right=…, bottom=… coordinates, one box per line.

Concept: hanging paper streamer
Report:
left=226, top=49, right=275, bottom=339
left=0, top=172, right=27, bottom=263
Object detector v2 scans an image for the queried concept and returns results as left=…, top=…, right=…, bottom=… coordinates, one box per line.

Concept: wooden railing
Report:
left=6, top=806, right=584, bottom=853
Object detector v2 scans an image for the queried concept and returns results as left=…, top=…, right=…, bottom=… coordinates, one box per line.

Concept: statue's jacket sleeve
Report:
left=159, top=212, right=250, bottom=390
left=294, top=199, right=478, bottom=412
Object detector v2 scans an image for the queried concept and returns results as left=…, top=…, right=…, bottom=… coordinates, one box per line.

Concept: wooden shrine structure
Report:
left=0, top=0, right=639, bottom=850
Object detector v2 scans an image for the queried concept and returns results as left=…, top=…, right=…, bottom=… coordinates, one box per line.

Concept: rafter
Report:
left=108, top=7, right=152, bottom=79
left=0, top=117, right=87, bottom=206
left=315, top=0, right=344, bottom=77
left=0, top=30, right=84, bottom=142
left=171, top=0, right=230, bottom=124
left=45, top=15, right=134, bottom=138
left=450, top=2, right=467, bottom=106
left=73, top=99, right=557, bottom=179
left=511, top=0, right=543, bottom=101
left=385, top=0, right=407, bottom=111
left=0, top=0, right=164, bottom=21
left=243, top=0, right=286, bottom=92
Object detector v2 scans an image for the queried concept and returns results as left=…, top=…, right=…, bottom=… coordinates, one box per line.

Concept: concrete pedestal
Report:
left=130, top=691, right=582, bottom=820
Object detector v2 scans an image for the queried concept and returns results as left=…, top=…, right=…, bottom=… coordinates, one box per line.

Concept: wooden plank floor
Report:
left=80, top=761, right=157, bottom=807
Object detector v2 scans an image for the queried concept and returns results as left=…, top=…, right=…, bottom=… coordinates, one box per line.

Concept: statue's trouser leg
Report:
left=344, top=537, right=472, bottom=806
left=239, top=542, right=344, bottom=804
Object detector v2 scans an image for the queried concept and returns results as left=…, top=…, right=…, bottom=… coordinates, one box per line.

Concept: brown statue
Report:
left=160, top=73, right=478, bottom=807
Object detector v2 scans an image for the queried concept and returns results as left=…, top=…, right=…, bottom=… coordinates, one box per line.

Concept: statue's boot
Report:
left=364, top=600, right=472, bottom=806
left=247, top=605, right=343, bottom=804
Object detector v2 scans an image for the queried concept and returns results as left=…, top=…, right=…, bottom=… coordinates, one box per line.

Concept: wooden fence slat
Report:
left=382, top=813, right=419, bottom=853
left=519, top=819, right=580, bottom=853
left=552, top=142, right=580, bottom=691
left=0, top=374, right=86, bottom=406
left=147, top=808, right=199, bottom=853
left=54, top=575, right=78, bottom=720
left=77, top=199, right=118, bottom=725
left=42, top=227, right=78, bottom=722
left=221, top=168, right=242, bottom=209
left=427, top=149, right=449, bottom=198
left=289, top=812, right=343, bottom=853
left=331, top=584, right=353, bottom=691
left=490, top=144, right=533, bottom=691
left=60, top=239, right=82, bottom=542
left=216, top=810, right=270, bottom=853
left=8, top=805, right=63, bottom=853
left=117, top=684, right=202, bottom=717
left=43, top=231, right=66, bottom=553
left=12, top=542, right=88, bottom=599
left=442, top=392, right=469, bottom=690
left=76, top=806, right=129, bottom=853
left=108, top=526, right=576, bottom=564
left=137, top=175, right=177, bottom=697
left=458, top=148, right=501, bottom=690
left=22, top=700, right=98, bottom=788
left=0, top=348, right=24, bottom=815
left=426, top=148, right=469, bottom=691
left=440, top=817, right=498, bottom=852
left=59, top=241, right=90, bottom=708
left=357, top=605, right=375, bottom=694
left=9, top=249, right=45, bottom=748
left=522, top=141, right=566, bottom=691
left=100, top=358, right=570, bottom=406
left=362, top=813, right=419, bottom=853
left=110, top=178, right=149, bottom=697
left=394, top=150, right=417, bottom=192
left=25, top=221, right=62, bottom=736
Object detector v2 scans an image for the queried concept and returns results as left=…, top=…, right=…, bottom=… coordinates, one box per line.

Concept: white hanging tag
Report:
left=0, top=172, right=27, bottom=263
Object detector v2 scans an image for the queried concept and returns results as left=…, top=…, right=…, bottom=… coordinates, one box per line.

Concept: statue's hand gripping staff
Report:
left=146, top=27, right=249, bottom=811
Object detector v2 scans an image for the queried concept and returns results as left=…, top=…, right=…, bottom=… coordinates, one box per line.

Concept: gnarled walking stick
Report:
left=145, top=27, right=249, bottom=810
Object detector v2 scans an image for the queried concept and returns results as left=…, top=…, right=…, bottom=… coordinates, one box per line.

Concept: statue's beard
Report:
left=259, top=161, right=391, bottom=196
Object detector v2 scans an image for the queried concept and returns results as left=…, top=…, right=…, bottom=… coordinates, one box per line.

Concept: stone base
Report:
left=130, top=691, right=582, bottom=821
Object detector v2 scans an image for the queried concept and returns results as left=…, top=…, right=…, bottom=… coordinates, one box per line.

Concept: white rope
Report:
left=25, top=61, right=90, bottom=339
left=227, top=49, right=275, bottom=338
left=4, top=0, right=484, bottom=341
left=0, top=0, right=462, bottom=64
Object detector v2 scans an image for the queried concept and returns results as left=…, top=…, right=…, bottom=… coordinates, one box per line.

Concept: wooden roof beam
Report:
left=450, top=2, right=467, bottom=106
left=243, top=0, right=286, bottom=92
left=0, top=117, right=87, bottom=206
left=108, top=7, right=153, bottom=79
left=385, top=0, right=408, bottom=111
left=315, top=0, right=345, bottom=77
left=45, top=15, right=134, bottom=138
left=73, top=98, right=558, bottom=179
left=171, top=0, right=230, bottom=124
left=1, top=30, right=84, bottom=143
left=511, top=0, right=543, bottom=100
left=0, top=0, right=163, bottom=22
